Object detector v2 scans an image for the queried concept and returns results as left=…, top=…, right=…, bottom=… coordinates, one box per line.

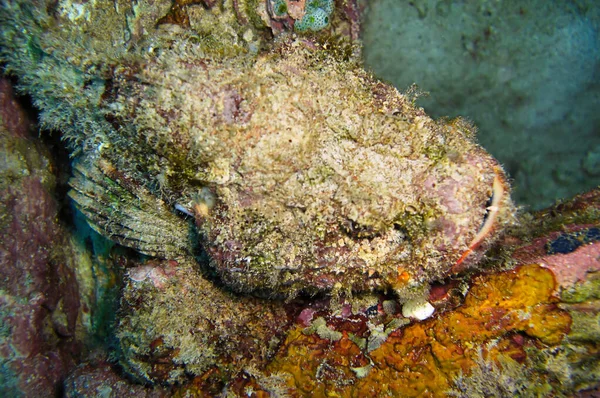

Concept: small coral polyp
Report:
left=294, top=0, right=334, bottom=32
left=269, top=0, right=335, bottom=32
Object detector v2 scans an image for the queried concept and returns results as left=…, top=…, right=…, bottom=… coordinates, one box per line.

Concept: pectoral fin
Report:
left=68, top=158, right=189, bottom=259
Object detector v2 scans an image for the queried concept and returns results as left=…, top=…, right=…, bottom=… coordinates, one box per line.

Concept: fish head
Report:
left=190, top=71, right=514, bottom=297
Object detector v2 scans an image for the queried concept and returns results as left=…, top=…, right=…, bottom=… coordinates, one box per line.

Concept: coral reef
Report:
left=265, top=264, right=571, bottom=396
left=56, top=187, right=600, bottom=396
left=0, top=0, right=598, bottom=396
left=0, top=76, right=123, bottom=397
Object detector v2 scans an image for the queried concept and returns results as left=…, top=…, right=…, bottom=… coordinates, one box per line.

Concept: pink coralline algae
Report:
left=128, top=261, right=178, bottom=289
left=541, top=238, right=600, bottom=289
left=0, top=79, right=82, bottom=396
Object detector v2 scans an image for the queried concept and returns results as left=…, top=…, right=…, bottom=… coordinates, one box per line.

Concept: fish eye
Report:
left=479, top=192, right=495, bottom=229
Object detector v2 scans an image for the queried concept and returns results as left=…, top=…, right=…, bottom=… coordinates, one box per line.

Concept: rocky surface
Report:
left=0, top=78, right=81, bottom=396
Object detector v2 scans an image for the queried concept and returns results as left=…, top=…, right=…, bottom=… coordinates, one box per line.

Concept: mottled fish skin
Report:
left=0, top=0, right=515, bottom=299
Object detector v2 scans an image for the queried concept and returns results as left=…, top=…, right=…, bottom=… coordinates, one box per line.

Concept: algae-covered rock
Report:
left=266, top=264, right=572, bottom=397
left=0, top=0, right=515, bottom=300
left=116, top=257, right=290, bottom=385
left=0, top=78, right=82, bottom=396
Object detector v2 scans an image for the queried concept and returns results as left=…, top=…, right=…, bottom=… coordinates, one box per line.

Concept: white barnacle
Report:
left=402, top=299, right=435, bottom=321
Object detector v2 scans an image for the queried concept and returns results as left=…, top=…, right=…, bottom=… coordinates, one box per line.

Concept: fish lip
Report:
left=453, top=166, right=508, bottom=270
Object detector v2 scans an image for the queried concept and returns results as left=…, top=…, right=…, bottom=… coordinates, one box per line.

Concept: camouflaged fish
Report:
left=1, top=0, right=515, bottom=299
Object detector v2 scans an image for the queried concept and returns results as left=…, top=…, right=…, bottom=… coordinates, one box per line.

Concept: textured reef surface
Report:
left=0, top=0, right=598, bottom=396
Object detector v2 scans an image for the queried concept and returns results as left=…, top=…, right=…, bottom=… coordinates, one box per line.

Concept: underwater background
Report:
left=362, top=0, right=600, bottom=210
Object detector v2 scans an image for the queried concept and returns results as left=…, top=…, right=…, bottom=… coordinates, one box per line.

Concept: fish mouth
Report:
left=454, top=166, right=508, bottom=269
